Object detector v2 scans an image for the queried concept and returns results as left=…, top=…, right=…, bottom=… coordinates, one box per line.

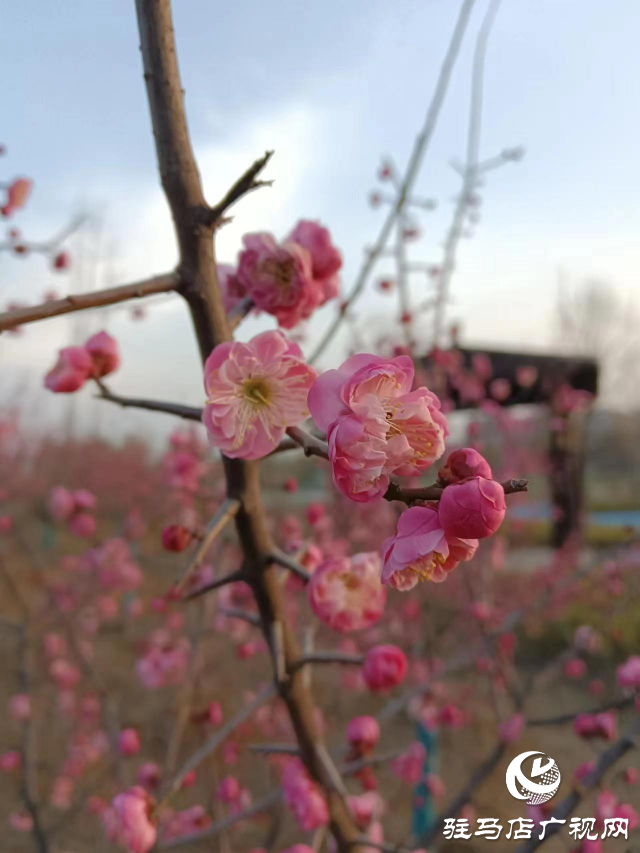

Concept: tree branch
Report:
left=95, top=380, right=203, bottom=422
left=183, top=569, right=248, bottom=601
left=175, top=498, right=241, bottom=590
left=384, top=477, right=528, bottom=504
left=527, top=695, right=635, bottom=727
left=309, top=0, right=477, bottom=364
left=0, top=272, right=178, bottom=333
left=285, top=426, right=330, bottom=459
left=202, top=151, right=274, bottom=226
left=270, top=549, right=312, bottom=582
left=514, top=716, right=640, bottom=853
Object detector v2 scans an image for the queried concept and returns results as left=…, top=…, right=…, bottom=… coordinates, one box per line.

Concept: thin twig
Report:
left=270, top=549, right=312, bottom=582
left=309, top=0, right=477, bottom=363
left=183, top=569, right=248, bottom=601
left=175, top=498, right=241, bottom=590
left=0, top=272, right=178, bottom=332
left=514, top=716, right=640, bottom=853
left=203, top=151, right=274, bottom=226
left=285, top=426, right=330, bottom=459
left=95, top=379, right=203, bottom=422
left=164, top=683, right=277, bottom=798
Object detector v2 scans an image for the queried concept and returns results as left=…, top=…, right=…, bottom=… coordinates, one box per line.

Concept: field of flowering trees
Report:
left=1, top=1, right=639, bottom=853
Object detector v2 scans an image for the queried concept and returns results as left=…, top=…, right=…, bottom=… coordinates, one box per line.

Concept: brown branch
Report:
left=175, top=498, right=241, bottom=591
left=384, top=477, right=528, bottom=504
left=135, top=2, right=361, bottom=847
left=270, top=549, right=312, bottom=582
left=285, top=426, right=330, bottom=459
left=183, top=569, right=248, bottom=601
left=0, top=272, right=178, bottom=332
left=228, top=296, right=254, bottom=330
left=248, top=743, right=301, bottom=756
left=203, top=151, right=274, bottom=226
left=514, top=716, right=640, bottom=853
left=95, top=380, right=203, bottom=422
left=293, top=651, right=366, bottom=672
left=217, top=606, right=261, bottom=626
left=164, top=683, right=277, bottom=797
left=159, top=790, right=282, bottom=849
left=527, top=694, right=635, bottom=727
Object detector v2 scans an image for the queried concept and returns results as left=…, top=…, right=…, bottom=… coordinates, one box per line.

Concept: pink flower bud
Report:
left=0, top=515, right=13, bottom=533
left=69, top=512, right=96, bottom=539
left=346, top=716, right=380, bottom=754
left=161, top=524, right=193, bottom=552
left=7, top=178, right=32, bottom=211
left=48, top=486, right=75, bottom=521
left=499, top=713, right=525, bottom=743
left=208, top=701, right=223, bottom=726
left=438, top=477, right=505, bottom=539
left=438, top=448, right=492, bottom=484
left=0, top=751, right=21, bottom=772
left=617, top=655, right=640, bottom=690
left=362, top=645, right=407, bottom=692
left=85, top=331, right=120, bottom=378
left=564, top=658, right=587, bottom=679
left=118, top=729, right=141, bottom=757
left=44, top=346, right=93, bottom=393
left=137, top=762, right=161, bottom=791
left=9, top=693, right=31, bottom=721
left=216, top=776, right=241, bottom=803
left=52, top=250, right=71, bottom=271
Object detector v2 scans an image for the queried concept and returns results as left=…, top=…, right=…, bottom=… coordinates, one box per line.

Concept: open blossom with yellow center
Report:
left=307, top=552, right=386, bottom=632
left=202, top=331, right=317, bottom=460
left=308, top=354, right=449, bottom=502
left=381, top=506, right=478, bottom=591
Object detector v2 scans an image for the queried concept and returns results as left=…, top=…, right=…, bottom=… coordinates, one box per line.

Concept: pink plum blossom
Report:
left=203, top=330, right=317, bottom=459
left=308, top=354, right=448, bottom=502
left=438, top=448, right=492, bottom=484
left=281, top=760, right=329, bottom=831
left=44, top=346, right=93, bottom=393
left=85, top=331, right=120, bottom=377
left=0, top=751, right=21, bottom=772
left=617, top=656, right=640, bottom=690
left=118, top=729, right=141, bottom=757
left=49, top=486, right=75, bottom=521
left=217, top=264, right=247, bottom=312
left=438, top=477, right=506, bottom=539
left=307, top=552, right=386, bottom=631
left=391, top=742, right=426, bottom=784
left=381, top=506, right=478, bottom=590
left=103, top=787, right=157, bottom=853
left=362, top=645, right=407, bottom=692
left=347, top=716, right=380, bottom=754
left=287, top=219, right=342, bottom=304
left=236, top=233, right=317, bottom=328
left=9, top=693, right=31, bottom=721
left=574, top=712, right=617, bottom=741
left=564, top=658, right=587, bottom=679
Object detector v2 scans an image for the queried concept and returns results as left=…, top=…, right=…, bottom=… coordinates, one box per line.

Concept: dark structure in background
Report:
left=425, top=347, right=599, bottom=548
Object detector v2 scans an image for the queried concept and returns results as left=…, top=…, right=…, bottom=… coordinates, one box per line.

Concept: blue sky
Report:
left=1, top=0, right=639, bottom=437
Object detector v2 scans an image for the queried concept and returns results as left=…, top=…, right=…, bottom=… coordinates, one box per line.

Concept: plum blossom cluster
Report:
left=308, top=354, right=448, bottom=502
left=44, top=330, right=120, bottom=394
left=220, top=220, right=342, bottom=327
left=381, top=449, right=505, bottom=591
left=281, top=759, right=329, bottom=831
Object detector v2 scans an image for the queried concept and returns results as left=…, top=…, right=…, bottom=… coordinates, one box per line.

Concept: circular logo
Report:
left=505, top=751, right=561, bottom=805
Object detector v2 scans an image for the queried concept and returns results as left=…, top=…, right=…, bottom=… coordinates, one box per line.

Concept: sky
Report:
left=1, top=0, right=639, bottom=440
